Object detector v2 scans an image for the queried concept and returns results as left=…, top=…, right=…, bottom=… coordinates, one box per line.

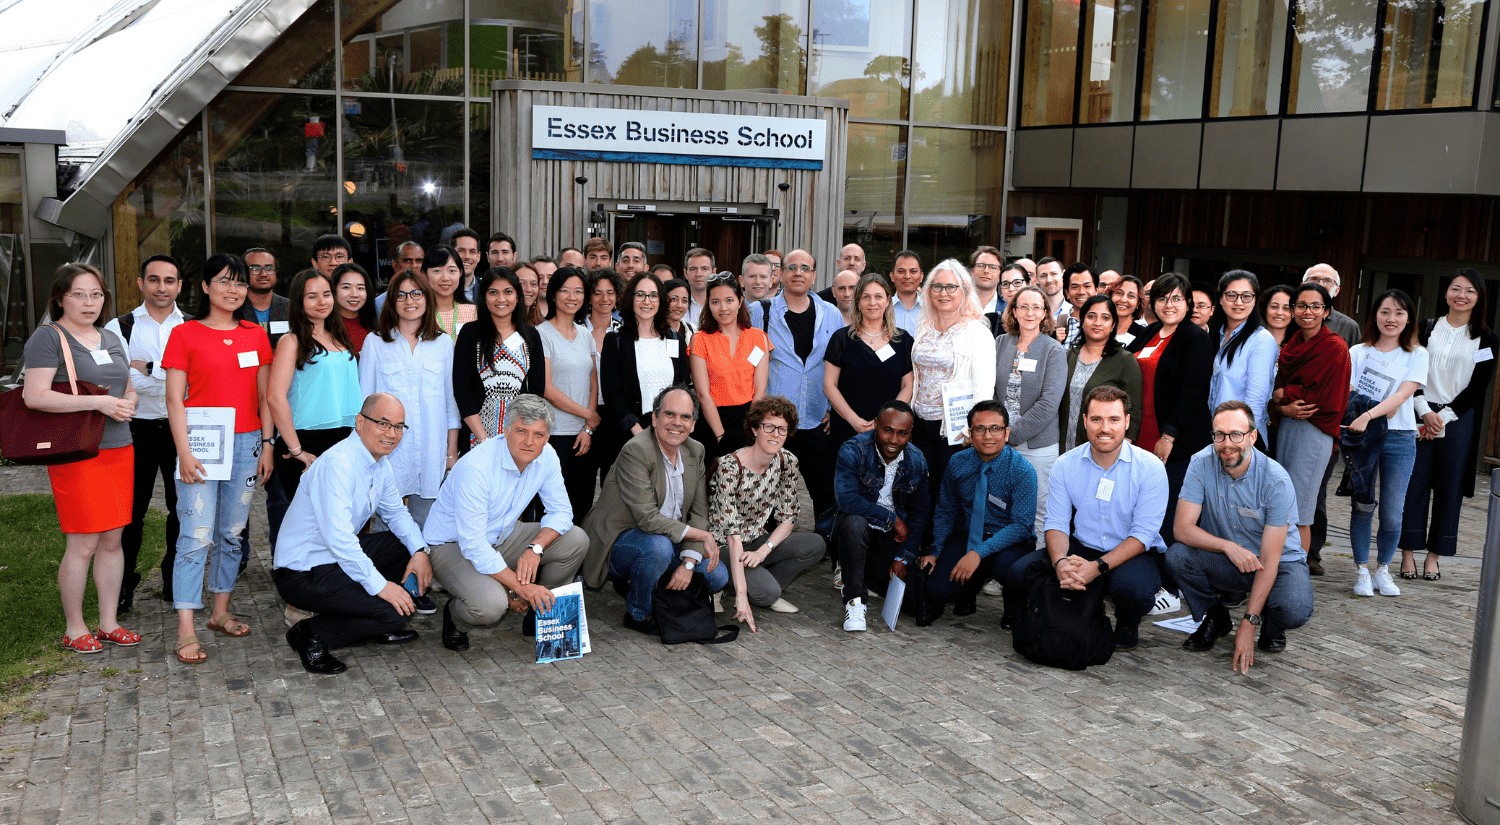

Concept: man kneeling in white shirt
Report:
left=422, top=394, right=589, bottom=650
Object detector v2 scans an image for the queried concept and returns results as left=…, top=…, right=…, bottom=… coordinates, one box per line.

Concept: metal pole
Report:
left=1456, top=468, right=1500, bottom=825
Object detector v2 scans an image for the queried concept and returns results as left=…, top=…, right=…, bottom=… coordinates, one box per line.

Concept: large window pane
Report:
left=209, top=92, right=337, bottom=285
left=123, top=128, right=204, bottom=296
left=1140, top=0, right=1209, bottom=120
left=1080, top=0, right=1141, bottom=123
left=844, top=123, right=906, bottom=275
left=907, top=127, right=1004, bottom=267
left=588, top=0, right=698, bottom=87
left=912, top=0, right=1012, bottom=125
left=1210, top=0, right=1287, bottom=117
left=343, top=98, right=465, bottom=284
left=703, top=0, right=807, bottom=94
left=232, top=0, right=337, bottom=89
left=809, top=0, right=912, bottom=120
left=1288, top=0, right=1376, bottom=113
left=471, top=102, right=491, bottom=237
left=1376, top=0, right=1484, bottom=110
left=1020, top=0, right=1080, bottom=126
left=472, top=0, right=579, bottom=92
left=342, top=0, right=464, bottom=95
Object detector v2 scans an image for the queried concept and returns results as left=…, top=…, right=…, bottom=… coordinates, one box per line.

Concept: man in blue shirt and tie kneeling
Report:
left=422, top=394, right=590, bottom=651
left=1166, top=400, right=1314, bottom=673
left=273, top=393, right=436, bottom=675
left=917, top=400, right=1036, bottom=626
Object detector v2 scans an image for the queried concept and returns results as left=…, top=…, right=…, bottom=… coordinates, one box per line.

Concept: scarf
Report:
left=1276, top=324, right=1352, bottom=438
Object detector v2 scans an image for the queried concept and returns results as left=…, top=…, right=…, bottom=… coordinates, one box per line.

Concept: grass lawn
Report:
left=0, top=494, right=166, bottom=719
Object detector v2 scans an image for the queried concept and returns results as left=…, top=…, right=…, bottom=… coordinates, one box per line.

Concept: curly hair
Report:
left=743, top=395, right=800, bottom=443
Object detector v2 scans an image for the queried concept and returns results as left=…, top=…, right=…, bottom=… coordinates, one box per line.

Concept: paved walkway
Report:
left=0, top=465, right=1492, bottom=825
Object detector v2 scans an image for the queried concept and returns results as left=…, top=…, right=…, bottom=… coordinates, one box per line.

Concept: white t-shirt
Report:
left=1348, top=344, right=1429, bottom=431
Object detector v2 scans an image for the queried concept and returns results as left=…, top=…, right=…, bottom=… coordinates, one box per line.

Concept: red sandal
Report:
left=62, top=633, right=103, bottom=654
left=94, top=626, right=142, bottom=646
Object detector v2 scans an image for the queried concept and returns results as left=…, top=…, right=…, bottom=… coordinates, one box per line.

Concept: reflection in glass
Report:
left=126, top=126, right=206, bottom=303
left=1079, top=0, right=1140, bottom=123
left=809, top=0, right=912, bottom=120
left=1210, top=0, right=1286, bottom=117
left=209, top=93, right=336, bottom=286
left=912, top=0, right=1012, bottom=125
left=342, top=98, right=466, bottom=284
left=907, top=127, right=1003, bottom=267
left=588, top=0, right=698, bottom=87
left=234, top=0, right=336, bottom=89
left=1140, top=0, right=1209, bottom=120
left=471, top=103, right=491, bottom=237
left=0, top=153, right=27, bottom=358
left=1020, top=0, right=1080, bottom=126
left=1376, top=0, right=1484, bottom=110
left=702, top=0, right=807, bottom=94
left=472, top=0, right=578, bottom=91
left=844, top=123, right=906, bottom=275
left=1288, top=0, right=1376, bottom=113
left=342, top=0, right=463, bottom=95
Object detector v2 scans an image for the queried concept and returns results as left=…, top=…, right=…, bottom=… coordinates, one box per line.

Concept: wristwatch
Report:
left=1095, top=558, right=1111, bottom=575
left=1242, top=613, right=1262, bottom=626
left=764, top=540, right=777, bottom=554
left=419, top=546, right=432, bottom=556
left=528, top=543, right=544, bottom=557
left=682, top=558, right=697, bottom=572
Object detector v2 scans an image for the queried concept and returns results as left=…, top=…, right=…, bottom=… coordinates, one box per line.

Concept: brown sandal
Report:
left=174, top=635, right=207, bottom=664
left=207, top=612, right=251, bottom=637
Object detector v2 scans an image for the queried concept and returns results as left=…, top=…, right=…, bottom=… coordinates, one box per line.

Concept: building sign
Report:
left=532, top=105, right=826, bottom=170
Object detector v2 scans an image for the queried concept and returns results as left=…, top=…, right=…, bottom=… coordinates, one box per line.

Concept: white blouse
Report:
left=358, top=331, right=461, bottom=499
left=635, top=336, right=675, bottom=415
left=1417, top=317, right=1481, bottom=412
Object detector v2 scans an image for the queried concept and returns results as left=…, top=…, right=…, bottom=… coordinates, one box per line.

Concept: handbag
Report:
left=651, top=568, right=739, bottom=645
left=1012, top=556, right=1115, bottom=670
left=0, top=325, right=109, bottom=465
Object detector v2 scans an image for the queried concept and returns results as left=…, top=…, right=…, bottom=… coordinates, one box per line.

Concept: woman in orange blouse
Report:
left=689, top=275, right=770, bottom=459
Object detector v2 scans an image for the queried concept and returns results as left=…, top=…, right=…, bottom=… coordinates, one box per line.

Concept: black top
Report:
left=786, top=303, right=815, bottom=363
left=1417, top=317, right=1499, bottom=498
left=824, top=329, right=914, bottom=435
left=599, top=329, right=692, bottom=436
left=1126, top=320, right=1213, bottom=464
left=451, top=322, right=546, bottom=420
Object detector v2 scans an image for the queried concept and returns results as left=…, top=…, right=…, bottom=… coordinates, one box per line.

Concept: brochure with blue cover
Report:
left=535, top=582, right=591, bottom=663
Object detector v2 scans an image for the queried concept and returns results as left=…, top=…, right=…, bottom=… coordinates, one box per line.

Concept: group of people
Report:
left=21, top=231, right=1494, bottom=675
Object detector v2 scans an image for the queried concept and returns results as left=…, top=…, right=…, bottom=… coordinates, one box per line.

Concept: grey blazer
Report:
left=993, top=333, right=1067, bottom=449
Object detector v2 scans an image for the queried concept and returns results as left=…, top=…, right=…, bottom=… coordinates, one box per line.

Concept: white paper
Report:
left=237, top=350, right=259, bottom=369
left=269, top=321, right=290, bottom=335
left=90, top=349, right=113, bottom=365
left=1476, top=347, right=1494, bottom=364
left=1153, top=615, right=1203, bottom=634
left=883, top=576, right=906, bottom=631
left=664, top=338, right=680, bottom=357
left=940, top=380, right=976, bottom=446
left=1018, top=357, right=1037, bottom=373
left=550, top=581, right=591, bottom=654
left=1096, top=477, right=1114, bottom=501
left=176, top=406, right=235, bottom=481
left=875, top=344, right=895, bottom=362
left=747, top=346, right=765, bottom=367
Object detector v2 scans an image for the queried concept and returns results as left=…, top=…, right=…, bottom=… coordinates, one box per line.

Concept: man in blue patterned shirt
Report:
left=918, top=399, right=1037, bottom=626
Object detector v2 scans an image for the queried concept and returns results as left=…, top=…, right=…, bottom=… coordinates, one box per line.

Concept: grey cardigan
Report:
left=994, top=333, right=1067, bottom=449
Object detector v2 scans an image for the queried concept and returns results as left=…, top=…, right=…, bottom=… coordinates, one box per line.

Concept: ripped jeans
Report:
left=173, top=431, right=260, bottom=610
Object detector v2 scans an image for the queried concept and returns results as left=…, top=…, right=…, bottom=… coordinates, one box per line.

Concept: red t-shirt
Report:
left=162, top=319, right=273, bottom=432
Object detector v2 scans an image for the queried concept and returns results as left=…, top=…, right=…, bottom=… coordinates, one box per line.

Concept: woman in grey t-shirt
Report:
left=537, top=268, right=602, bottom=521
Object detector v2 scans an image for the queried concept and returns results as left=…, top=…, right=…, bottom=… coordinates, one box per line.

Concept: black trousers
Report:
left=122, top=418, right=179, bottom=592
left=272, top=532, right=412, bottom=650
left=926, top=532, right=1031, bottom=606
left=910, top=416, right=961, bottom=548
left=550, top=432, right=599, bottom=523
left=1308, top=451, right=1339, bottom=562
left=787, top=425, right=834, bottom=520
left=834, top=513, right=902, bottom=602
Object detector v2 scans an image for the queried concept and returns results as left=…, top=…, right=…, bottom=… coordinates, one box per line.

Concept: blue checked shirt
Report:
left=748, top=294, right=846, bottom=428
left=930, top=446, right=1037, bottom=557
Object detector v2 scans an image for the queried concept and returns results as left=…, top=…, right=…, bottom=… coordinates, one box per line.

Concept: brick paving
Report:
left=0, top=464, right=1492, bottom=824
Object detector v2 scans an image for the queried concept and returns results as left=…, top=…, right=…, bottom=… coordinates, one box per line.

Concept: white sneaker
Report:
left=832, top=563, right=843, bottom=590
left=769, top=598, right=799, bottom=614
left=843, top=598, right=867, bottom=632
left=1373, top=565, right=1401, bottom=597
left=712, top=592, right=723, bottom=613
left=1353, top=567, right=1374, bottom=597
left=981, top=580, right=1003, bottom=596
left=1147, top=588, right=1182, bottom=615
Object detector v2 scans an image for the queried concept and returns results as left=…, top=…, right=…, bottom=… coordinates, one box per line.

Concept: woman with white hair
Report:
left=909, top=259, right=998, bottom=544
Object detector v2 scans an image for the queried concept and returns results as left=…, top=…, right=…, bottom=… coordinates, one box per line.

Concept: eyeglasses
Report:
left=1157, top=295, right=1186, bottom=305
left=758, top=423, right=789, bottom=436
left=394, top=289, right=425, bottom=302
left=1448, top=285, right=1479, bottom=297
left=247, top=264, right=276, bottom=274
left=929, top=283, right=961, bottom=294
left=211, top=278, right=248, bottom=289
left=709, top=271, right=736, bottom=283
left=1211, top=430, right=1252, bottom=443
left=783, top=264, right=814, bottom=274
left=360, top=413, right=409, bottom=433
left=315, top=252, right=349, bottom=263
left=555, top=288, right=585, bottom=297
left=1305, top=277, right=1338, bottom=288
left=65, top=291, right=106, bottom=302
left=1221, top=291, right=1256, bottom=304
left=633, top=291, right=660, bottom=301
left=970, top=424, right=1008, bottom=436
left=1294, top=302, right=1326, bottom=311
left=973, top=263, right=1001, bottom=272
left=768, top=262, right=783, bottom=271
left=1000, top=279, right=1027, bottom=289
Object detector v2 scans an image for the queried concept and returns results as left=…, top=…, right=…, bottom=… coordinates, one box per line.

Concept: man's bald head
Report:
left=839, top=243, right=866, bottom=276
left=1303, top=263, right=1341, bottom=297
left=356, top=393, right=407, bottom=457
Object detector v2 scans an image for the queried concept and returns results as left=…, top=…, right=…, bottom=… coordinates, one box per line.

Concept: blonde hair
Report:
left=918, top=259, right=985, bottom=332
left=845, top=273, right=903, bottom=342
left=1002, top=285, right=1056, bottom=336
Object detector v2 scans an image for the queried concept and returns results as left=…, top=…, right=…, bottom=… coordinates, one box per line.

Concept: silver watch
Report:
left=682, top=558, right=697, bottom=572
left=528, top=543, right=544, bottom=558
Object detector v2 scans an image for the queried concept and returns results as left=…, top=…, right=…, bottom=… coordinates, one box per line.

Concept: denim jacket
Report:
left=827, top=431, right=930, bottom=561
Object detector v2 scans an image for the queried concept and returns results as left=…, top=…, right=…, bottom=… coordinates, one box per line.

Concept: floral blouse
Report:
left=706, top=449, right=801, bottom=546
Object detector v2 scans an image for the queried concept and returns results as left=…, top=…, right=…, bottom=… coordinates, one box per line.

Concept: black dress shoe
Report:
left=1113, top=622, right=1140, bottom=652
left=521, top=609, right=537, bottom=638
left=367, top=629, right=420, bottom=645
left=412, top=594, right=437, bottom=615
left=286, top=623, right=347, bottom=674
left=953, top=597, right=977, bottom=617
left=442, top=600, right=470, bottom=652
left=621, top=611, right=660, bottom=635
left=999, top=609, right=1015, bottom=631
left=610, top=576, right=631, bottom=599
left=915, top=601, right=944, bottom=627
left=1183, top=605, right=1232, bottom=652
left=1257, top=620, right=1286, bottom=653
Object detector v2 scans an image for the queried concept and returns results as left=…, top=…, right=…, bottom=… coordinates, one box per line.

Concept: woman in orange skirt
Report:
left=21, top=264, right=141, bottom=653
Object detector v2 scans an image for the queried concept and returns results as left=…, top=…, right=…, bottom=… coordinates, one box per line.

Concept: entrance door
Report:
left=610, top=205, right=765, bottom=276
left=1034, top=228, right=1078, bottom=264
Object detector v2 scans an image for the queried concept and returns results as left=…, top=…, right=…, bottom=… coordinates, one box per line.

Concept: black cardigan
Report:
left=1127, top=321, right=1213, bottom=464
left=452, top=322, right=547, bottom=421
left=599, top=328, right=691, bottom=436
left=1416, top=317, right=1499, bottom=497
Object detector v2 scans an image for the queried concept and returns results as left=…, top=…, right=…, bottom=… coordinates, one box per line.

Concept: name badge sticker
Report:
left=237, top=350, right=260, bottom=369
left=90, top=349, right=113, bottom=366
left=1237, top=506, right=1262, bottom=518
left=269, top=321, right=290, bottom=335
left=665, top=338, right=680, bottom=357
left=1018, top=357, right=1038, bottom=373
left=1096, top=478, right=1114, bottom=502
left=1116, top=332, right=1136, bottom=346
left=747, top=346, right=765, bottom=367
left=987, top=493, right=1008, bottom=510
left=1476, top=348, right=1494, bottom=364
left=1137, top=346, right=1158, bottom=359
left=875, top=344, right=896, bottom=362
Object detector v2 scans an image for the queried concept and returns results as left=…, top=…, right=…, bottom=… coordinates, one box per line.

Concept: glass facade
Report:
left=844, top=123, right=907, bottom=274
left=1080, top=0, right=1140, bottom=123
left=912, top=0, right=1012, bottom=125
left=808, top=0, right=913, bottom=120
left=1210, top=0, right=1286, bottom=117
left=1020, top=0, right=1081, bottom=126
left=907, top=127, right=1005, bottom=266
left=1376, top=0, right=1485, bottom=111
left=1140, top=0, right=1209, bottom=120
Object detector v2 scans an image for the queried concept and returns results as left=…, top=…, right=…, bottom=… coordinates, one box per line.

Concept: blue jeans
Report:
left=173, top=431, right=260, bottom=610
left=608, top=528, right=728, bottom=621
left=1165, top=543, right=1314, bottom=631
left=1349, top=431, right=1417, bottom=566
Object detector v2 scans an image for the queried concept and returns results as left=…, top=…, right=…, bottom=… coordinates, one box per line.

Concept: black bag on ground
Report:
left=651, top=568, right=739, bottom=645
left=1012, top=556, right=1114, bottom=670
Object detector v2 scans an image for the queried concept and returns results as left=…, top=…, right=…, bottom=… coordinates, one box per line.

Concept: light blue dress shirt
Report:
left=893, top=295, right=923, bottom=336
left=748, top=293, right=846, bottom=428
left=1178, top=445, right=1304, bottom=562
left=1208, top=323, right=1278, bottom=441
left=273, top=433, right=427, bottom=596
left=422, top=435, right=573, bottom=575
left=1045, top=442, right=1169, bottom=553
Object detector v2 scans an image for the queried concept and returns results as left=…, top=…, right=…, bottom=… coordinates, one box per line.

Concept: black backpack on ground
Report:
left=652, top=569, right=739, bottom=645
left=1012, top=556, right=1114, bottom=670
